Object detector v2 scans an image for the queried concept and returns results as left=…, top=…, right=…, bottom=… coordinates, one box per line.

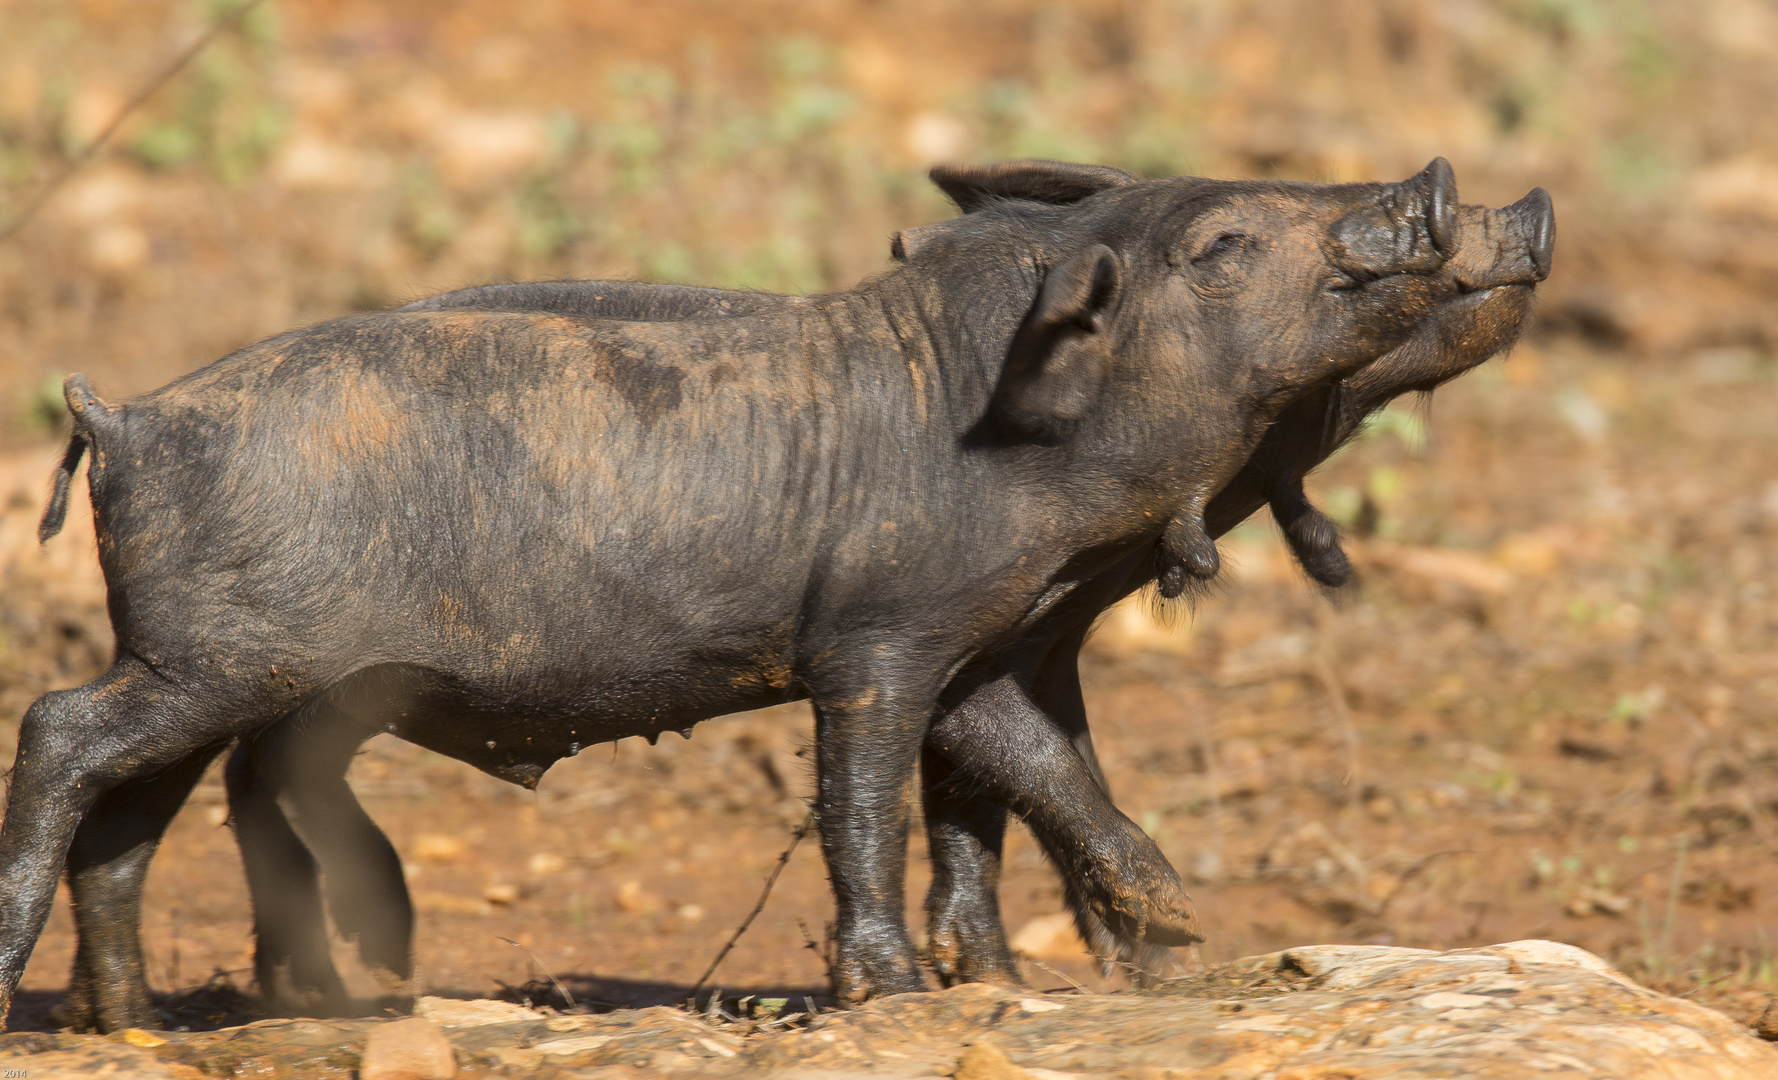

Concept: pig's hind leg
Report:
left=922, top=629, right=1172, bottom=988
left=0, top=657, right=281, bottom=1026
left=228, top=704, right=409, bottom=1018
left=1029, top=655, right=1180, bottom=985
left=922, top=759, right=1177, bottom=989
left=60, top=743, right=228, bottom=1031
left=920, top=751, right=1019, bottom=987
left=278, top=718, right=413, bottom=1000
left=226, top=731, right=352, bottom=1018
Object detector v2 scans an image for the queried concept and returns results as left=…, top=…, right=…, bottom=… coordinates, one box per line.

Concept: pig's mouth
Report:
left=1449, top=280, right=1535, bottom=308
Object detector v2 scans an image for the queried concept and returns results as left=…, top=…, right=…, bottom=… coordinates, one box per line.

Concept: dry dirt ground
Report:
left=4, top=332, right=1778, bottom=1042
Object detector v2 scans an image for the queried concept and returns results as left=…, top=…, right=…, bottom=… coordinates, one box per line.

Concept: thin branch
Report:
left=691, top=810, right=815, bottom=996
left=496, top=935, right=575, bottom=1009
left=0, top=0, right=267, bottom=246
left=1027, top=958, right=1090, bottom=994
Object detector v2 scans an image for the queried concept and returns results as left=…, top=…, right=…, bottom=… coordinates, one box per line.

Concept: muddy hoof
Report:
left=1141, top=905, right=1204, bottom=946
left=1091, top=876, right=1204, bottom=949
left=1134, top=877, right=1203, bottom=946
left=833, top=948, right=932, bottom=1005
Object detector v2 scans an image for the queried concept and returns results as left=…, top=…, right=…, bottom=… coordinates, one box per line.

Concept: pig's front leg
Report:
left=926, top=673, right=1203, bottom=956
left=920, top=749, right=1018, bottom=986
left=920, top=633, right=1099, bottom=988
left=810, top=677, right=938, bottom=1004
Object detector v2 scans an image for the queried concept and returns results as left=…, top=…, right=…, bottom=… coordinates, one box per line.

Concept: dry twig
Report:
left=0, top=0, right=267, bottom=245
left=497, top=935, right=575, bottom=1010
left=691, top=810, right=816, bottom=996
left=1028, top=957, right=1091, bottom=994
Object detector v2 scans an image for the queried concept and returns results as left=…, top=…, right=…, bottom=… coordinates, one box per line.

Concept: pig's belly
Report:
left=344, top=653, right=803, bottom=788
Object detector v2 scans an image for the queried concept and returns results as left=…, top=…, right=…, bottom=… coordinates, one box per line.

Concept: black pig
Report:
left=6, top=159, right=1536, bottom=1025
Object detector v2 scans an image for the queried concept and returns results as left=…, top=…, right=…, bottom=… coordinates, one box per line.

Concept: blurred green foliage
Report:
left=21, top=371, right=67, bottom=434
left=1, top=0, right=1761, bottom=303
left=129, top=1, right=285, bottom=182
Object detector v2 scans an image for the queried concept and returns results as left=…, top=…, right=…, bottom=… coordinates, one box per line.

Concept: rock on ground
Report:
left=360, top=1016, right=457, bottom=1079
left=2, top=941, right=1773, bottom=1078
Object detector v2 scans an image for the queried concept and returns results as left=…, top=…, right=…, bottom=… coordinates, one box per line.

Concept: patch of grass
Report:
left=21, top=371, right=66, bottom=434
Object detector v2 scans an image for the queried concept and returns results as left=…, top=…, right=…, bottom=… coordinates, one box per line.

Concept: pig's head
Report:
left=913, top=159, right=1484, bottom=590
left=925, top=158, right=1468, bottom=453
left=1210, top=186, right=1554, bottom=591
left=909, top=158, right=1550, bottom=595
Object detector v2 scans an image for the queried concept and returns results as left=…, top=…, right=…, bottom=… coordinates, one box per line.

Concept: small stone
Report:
left=615, top=879, right=658, bottom=913
left=413, top=890, right=491, bottom=916
left=414, top=996, right=542, bottom=1027
left=955, top=1040, right=1031, bottom=1080
left=1566, top=887, right=1632, bottom=918
left=482, top=882, right=519, bottom=905
left=360, top=1017, right=458, bottom=1080
left=528, top=852, right=567, bottom=876
left=1757, top=998, right=1778, bottom=1041
left=413, top=834, right=468, bottom=863
left=1009, top=912, right=1085, bottom=960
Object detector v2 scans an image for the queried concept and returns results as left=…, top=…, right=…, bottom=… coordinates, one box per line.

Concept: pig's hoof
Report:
left=54, top=986, right=161, bottom=1034
left=1161, top=513, right=1220, bottom=580
left=1139, top=891, right=1205, bottom=947
left=832, top=945, right=932, bottom=1004
left=929, top=930, right=1022, bottom=989
left=1096, top=874, right=1203, bottom=948
left=927, top=893, right=1021, bottom=987
left=1124, top=876, right=1203, bottom=946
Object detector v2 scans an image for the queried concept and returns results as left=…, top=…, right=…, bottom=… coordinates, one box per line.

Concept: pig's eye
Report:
left=1196, top=232, right=1250, bottom=261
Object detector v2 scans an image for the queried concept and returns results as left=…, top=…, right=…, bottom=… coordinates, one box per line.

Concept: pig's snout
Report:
left=1331, top=158, right=1463, bottom=280
left=1452, top=187, right=1556, bottom=291
left=1424, top=156, right=1460, bottom=257
left=1513, top=186, right=1555, bottom=281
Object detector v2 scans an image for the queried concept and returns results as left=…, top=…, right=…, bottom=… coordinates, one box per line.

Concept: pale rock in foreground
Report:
left=746, top=940, right=1775, bottom=1078
left=358, top=1017, right=456, bottom=1080
left=1, top=942, right=1772, bottom=1077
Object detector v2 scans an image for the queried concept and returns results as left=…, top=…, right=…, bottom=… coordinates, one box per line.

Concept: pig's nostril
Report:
left=1424, top=157, right=1459, bottom=256
left=1511, top=187, right=1555, bottom=280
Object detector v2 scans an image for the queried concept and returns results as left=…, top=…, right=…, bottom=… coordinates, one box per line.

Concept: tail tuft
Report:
left=37, top=435, right=86, bottom=543
left=36, top=374, right=112, bottom=544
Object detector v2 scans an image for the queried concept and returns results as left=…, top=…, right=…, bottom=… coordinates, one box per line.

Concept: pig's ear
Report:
left=890, top=218, right=970, bottom=261
left=992, top=244, right=1123, bottom=440
left=931, top=160, right=1138, bottom=213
